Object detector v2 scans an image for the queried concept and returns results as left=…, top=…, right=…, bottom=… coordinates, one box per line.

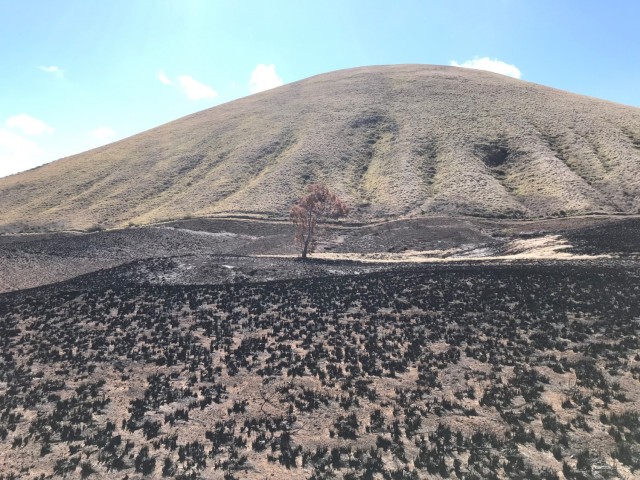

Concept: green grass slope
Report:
left=1, top=64, right=639, bottom=231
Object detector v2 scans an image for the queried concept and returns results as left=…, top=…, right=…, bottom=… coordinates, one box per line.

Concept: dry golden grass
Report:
left=1, top=64, right=639, bottom=231
left=258, top=234, right=611, bottom=263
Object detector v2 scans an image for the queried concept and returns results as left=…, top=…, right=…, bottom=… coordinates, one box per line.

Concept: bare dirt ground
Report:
left=0, top=215, right=639, bottom=479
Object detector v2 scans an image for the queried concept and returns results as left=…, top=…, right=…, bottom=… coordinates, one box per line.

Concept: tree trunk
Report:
left=301, top=214, right=312, bottom=260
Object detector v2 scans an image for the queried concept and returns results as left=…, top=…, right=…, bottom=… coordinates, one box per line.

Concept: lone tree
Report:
left=290, top=183, right=348, bottom=260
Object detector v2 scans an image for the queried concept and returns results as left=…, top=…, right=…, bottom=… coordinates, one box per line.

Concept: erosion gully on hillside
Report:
left=0, top=215, right=639, bottom=479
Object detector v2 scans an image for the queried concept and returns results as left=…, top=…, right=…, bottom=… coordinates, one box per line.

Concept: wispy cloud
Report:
left=449, top=57, right=522, bottom=79
left=38, top=65, right=64, bottom=78
left=249, top=64, right=283, bottom=94
left=91, top=126, right=116, bottom=141
left=178, top=75, right=218, bottom=100
left=6, top=114, right=54, bottom=136
left=158, top=70, right=172, bottom=85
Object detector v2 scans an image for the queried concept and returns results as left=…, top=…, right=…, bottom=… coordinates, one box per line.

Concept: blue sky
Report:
left=1, top=0, right=639, bottom=177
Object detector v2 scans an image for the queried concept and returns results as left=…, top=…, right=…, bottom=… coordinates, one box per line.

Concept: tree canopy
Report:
left=289, top=184, right=348, bottom=260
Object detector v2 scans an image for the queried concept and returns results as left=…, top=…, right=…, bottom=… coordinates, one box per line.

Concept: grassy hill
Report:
left=1, top=64, right=639, bottom=232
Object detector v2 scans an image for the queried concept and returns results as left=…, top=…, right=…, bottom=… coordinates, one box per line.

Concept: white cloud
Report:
left=0, top=129, right=46, bottom=177
left=38, top=65, right=64, bottom=78
left=91, top=126, right=116, bottom=141
left=249, top=64, right=283, bottom=94
left=6, top=114, right=54, bottom=136
left=178, top=75, right=218, bottom=100
left=449, top=57, right=522, bottom=79
left=158, top=70, right=172, bottom=85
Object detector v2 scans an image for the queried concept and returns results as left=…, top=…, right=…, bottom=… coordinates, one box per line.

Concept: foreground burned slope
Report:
left=1, top=264, right=640, bottom=479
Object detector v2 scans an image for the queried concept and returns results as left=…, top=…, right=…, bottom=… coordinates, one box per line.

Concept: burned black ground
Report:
left=2, top=215, right=638, bottom=294
left=1, top=259, right=640, bottom=479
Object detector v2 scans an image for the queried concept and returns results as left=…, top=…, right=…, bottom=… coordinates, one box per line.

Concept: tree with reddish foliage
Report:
left=290, top=184, right=349, bottom=260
